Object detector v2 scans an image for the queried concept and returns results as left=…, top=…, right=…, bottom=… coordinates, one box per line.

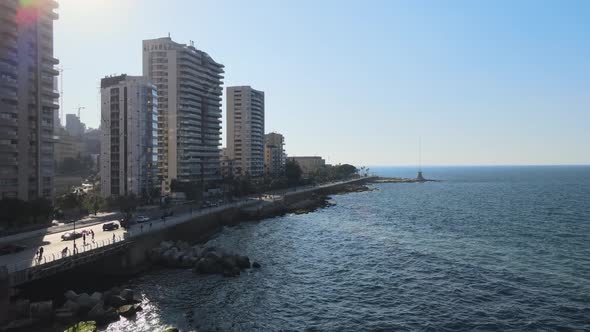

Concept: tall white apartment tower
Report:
left=226, top=86, right=265, bottom=177
left=0, top=0, right=60, bottom=200
left=142, top=37, right=224, bottom=193
left=100, top=75, right=158, bottom=198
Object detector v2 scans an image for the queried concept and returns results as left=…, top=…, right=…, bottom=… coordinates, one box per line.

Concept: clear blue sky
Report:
left=54, top=0, right=590, bottom=166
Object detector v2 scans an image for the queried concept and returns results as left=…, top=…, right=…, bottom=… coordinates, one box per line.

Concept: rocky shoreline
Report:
left=149, top=240, right=261, bottom=277
left=3, top=286, right=145, bottom=332
left=2, top=180, right=374, bottom=331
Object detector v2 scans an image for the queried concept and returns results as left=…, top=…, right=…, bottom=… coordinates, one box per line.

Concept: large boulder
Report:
left=119, top=289, right=135, bottom=303
left=193, top=257, right=223, bottom=274
left=160, top=241, right=175, bottom=250
left=220, top=256, right=237, bottom=270
left=235, top=255, right=251, bottom=269
left=118, top=304, right=142, bottom=317
left=89, top=292, right=102, bottom=307
left=106, top=295, right=126, bottom=308
left=87, top=301, right=106, bottom=323
left=64, top=290, right=78, bottom=301
left=30, top=300, right=53, bottom=321
left=62, top=299, right=81, bottom=314
left=252, top=261, right=261, bottom=268
left=104, top=306, right=120, bottom=323
left=76, top=293, right=93, bottom=310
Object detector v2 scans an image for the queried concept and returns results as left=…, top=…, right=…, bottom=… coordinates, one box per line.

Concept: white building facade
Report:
left=142, top=37, right=224, bottom=193
left=226, top=86, right=265, bottom=177
left=100, top=75, right=158, bottom=198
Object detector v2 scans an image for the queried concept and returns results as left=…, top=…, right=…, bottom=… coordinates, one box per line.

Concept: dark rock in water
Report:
left=220, top=255, right=237, bottom=269
left=64, top=290, right=78, bottom=301
left=106, top=295, right=126, bottom=308
left=235, top=255, right=251, bottom=269
left=119, top=289, right=134, bottom=302
left=252, top=261, right=261, bottom=268
left=232, top=267, right=241, bottom=276
left=104, top=307, right=120, bottom=323
left=62, top=299, right=81, bottom=314
left=87, top=301, right=106, bottom=323
left=118, top=304, right=138, bottom=317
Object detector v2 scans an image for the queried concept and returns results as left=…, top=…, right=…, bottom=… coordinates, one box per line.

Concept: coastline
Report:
left=3, top=179, right=375, bottom=331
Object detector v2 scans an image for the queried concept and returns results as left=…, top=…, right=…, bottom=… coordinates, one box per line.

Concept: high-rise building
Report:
left=143, top=37, right=224, bottom=193
left=226, top=86, right=265, bottom=177
left=288, top=156, right=326, bottom=177
left=0, top=0, right=60, bottom=200
left=99, top=75, right=158, bottom=198
left=65, top=113, right=85, bottom=137
left=264, top=132, right=285, bottom=177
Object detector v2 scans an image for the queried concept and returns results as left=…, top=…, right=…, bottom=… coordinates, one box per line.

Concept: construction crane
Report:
left=74, top=106, right=85, bottom=119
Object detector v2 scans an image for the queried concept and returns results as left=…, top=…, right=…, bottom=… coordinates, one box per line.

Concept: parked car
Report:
left=61, top=231, right=83, bottom=241
left=135, top=215, right=150, bottom=223
left=102, top=222, right=119, bottom=231
left=0, top=244, right=27, bottom=256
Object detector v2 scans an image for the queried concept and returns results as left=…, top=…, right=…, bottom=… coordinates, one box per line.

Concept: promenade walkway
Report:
left=1, top=178, right=370, bottom=284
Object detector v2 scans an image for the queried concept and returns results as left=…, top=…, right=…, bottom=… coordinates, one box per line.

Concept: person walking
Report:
left=73, top=243, right=78, bottom=254
left=38, top=246, right=44, bottom=263
left=83, top=233, right=86, bottom=246
left=112, top=233, right=116, bottom=243
left=149, top=222, right=152, bottom=230
left=91, top=229, right=95, bottom=242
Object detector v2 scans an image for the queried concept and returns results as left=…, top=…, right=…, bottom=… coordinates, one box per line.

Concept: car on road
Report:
left=0, top=244, right=27, bottom=256
left=102, top=222, right=119, bottom=231
left=61, top=231, right=83, bottom=241
left=135, top=215, right=150, bottom=223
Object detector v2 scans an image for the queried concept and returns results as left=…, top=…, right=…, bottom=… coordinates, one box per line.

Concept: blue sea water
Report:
left=106, top=166, right=590, bottom=331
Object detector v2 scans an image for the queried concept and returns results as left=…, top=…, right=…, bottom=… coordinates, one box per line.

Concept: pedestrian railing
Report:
left=3, top=179, right=369, bottom=285
left=6, top=235, right=126, bottom=274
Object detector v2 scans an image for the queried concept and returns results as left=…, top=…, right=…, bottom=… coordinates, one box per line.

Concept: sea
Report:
left=105, top=166, right=590, bottom=331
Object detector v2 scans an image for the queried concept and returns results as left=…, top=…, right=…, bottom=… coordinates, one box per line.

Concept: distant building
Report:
left=65, top=114, right=86, bottom=137
left=0, top=0, right=60, bottom=200
left=220, top=148, right=235, bottom=178
left=54, top=128, right=83, bottom=165
left=264, top=133, right=285, bottom=177
left=288, top=156, right=326, bottom=177
left=100, top=75, right=158, bottom=198
left=143, top=37, right=224, bottom=193
left=226, top=86, right=265, bottom=177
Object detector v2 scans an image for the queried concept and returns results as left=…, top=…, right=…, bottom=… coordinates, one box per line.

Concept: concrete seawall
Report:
left=11, top=178, right=374, bottom=300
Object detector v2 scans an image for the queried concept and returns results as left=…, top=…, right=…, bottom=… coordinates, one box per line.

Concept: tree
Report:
left=117, top=194, right=138, bottom=215
left=56, top=193, right=82, bottom=212
left=0, top=198, right=27, bottom=226
left=285, top=160, right=303, bottom=185
left=28, top=198, right=53, bottom=223
left=82, top=195, right=104, bottom=216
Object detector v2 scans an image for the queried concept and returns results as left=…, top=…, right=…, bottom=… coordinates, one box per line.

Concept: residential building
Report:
left=143, top=37, right=224, bottom=193
left=99, top=75, right=158, bottom=198
left=0, top=0, right=60, bottom=200
left=65, top=113, right=85, bottom=137
left=220, top=148, right=235, bottom=178
left=264, top=132, right=285, bottom=176
left=54, top=127, right=82, bottom=165
left=226, top=86, right=265, bottom=177
left=288, top=156, right=326, bottom=177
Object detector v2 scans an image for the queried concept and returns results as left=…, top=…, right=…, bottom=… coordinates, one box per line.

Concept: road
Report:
left=0, top=178, right=370, bottom=273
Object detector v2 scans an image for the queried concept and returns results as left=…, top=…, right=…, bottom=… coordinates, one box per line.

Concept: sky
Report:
left=54, top=0, right=590, bottom=166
